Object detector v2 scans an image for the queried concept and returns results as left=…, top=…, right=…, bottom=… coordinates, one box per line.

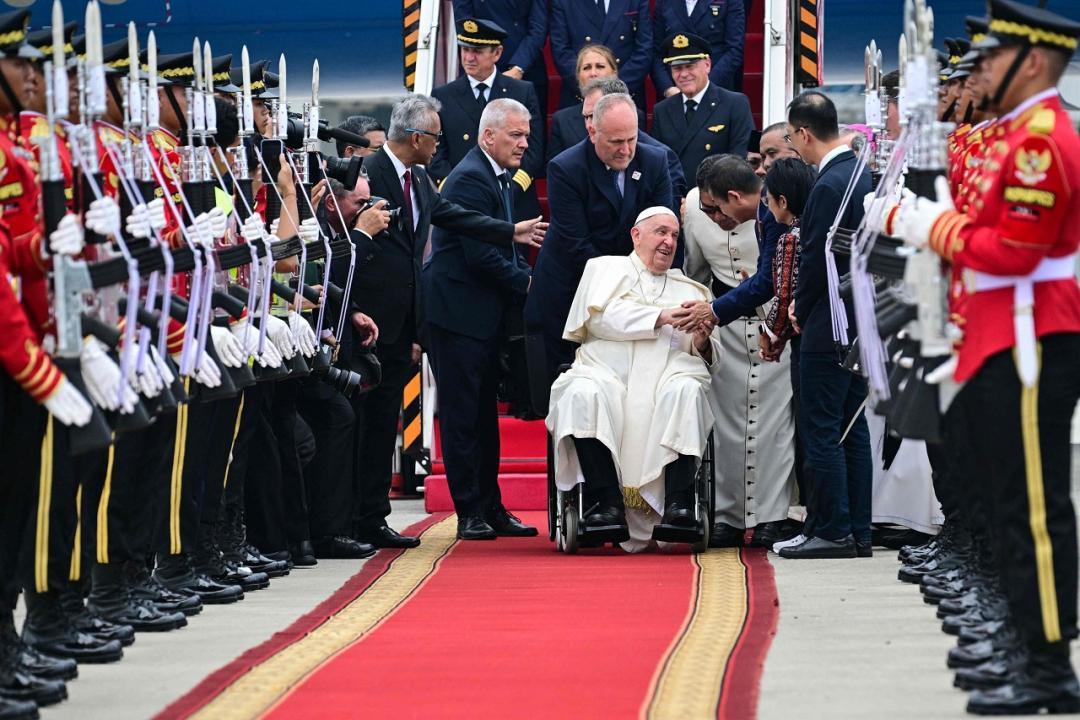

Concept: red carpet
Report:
left=164, top=513, right=779, bottom=719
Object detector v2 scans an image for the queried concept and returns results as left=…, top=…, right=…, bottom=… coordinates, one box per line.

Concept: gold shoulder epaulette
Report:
left=1026, top=107, right=1056, bottom=135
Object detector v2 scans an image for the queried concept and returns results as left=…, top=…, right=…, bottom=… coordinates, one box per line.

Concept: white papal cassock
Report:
left=546, top=253, right=722, bottom=551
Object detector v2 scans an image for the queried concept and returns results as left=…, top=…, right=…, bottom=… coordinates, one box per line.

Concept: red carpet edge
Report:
left=719, top=548, right=781, bottom=719
left=154, top=513, right=447, bottom=720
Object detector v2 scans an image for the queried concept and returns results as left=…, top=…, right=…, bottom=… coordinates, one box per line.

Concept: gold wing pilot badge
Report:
left=708, top=124, right=726, bottom=132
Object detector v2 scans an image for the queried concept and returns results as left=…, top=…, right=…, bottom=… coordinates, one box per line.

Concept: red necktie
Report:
left=402, top=168, right=414, bottom=233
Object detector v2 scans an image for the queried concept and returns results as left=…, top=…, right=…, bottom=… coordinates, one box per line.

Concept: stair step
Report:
left=431, top=459, right=547, bottom=476
left=434, top=416, right=547, bottom=459
left=424, top=473, right=548, bottom=512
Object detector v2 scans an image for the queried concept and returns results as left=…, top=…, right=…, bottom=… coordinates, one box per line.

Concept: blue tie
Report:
left=500, top=172, right=514, bottom=222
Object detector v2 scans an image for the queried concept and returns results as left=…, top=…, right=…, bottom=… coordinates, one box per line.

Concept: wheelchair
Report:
left=546, top=432, right=715, bottom=554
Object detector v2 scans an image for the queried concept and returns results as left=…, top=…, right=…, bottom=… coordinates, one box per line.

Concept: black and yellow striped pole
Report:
left=797, top=0, right=822, bottom=88
left=403, top=0, right=420, bottom=91
left=399, top=366, right=430, bottom=495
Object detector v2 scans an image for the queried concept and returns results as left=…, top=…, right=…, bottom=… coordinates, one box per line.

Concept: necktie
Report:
left=500, top=172, right=514, bottom=222
left=475, top=82, right=488, bottom=106
left=685, top=98, right=698, bottom=123
left=613, top=169, right=623, bottom=198
left=596, top=0, right=605, bottom=13
left=402, top=168, right=415, bottom=233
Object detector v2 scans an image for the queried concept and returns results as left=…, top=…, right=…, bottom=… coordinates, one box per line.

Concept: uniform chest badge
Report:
left=1014, top=147, right=1050, bottom=186
left=708, top=124, right=725, bottom=132
left=712, top=5, right=719, bottom=14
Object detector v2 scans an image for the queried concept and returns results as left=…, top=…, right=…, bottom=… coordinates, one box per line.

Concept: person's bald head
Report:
left=631, top=209, right=679, bottom=274
left=589, top=93, right=638, bottom=171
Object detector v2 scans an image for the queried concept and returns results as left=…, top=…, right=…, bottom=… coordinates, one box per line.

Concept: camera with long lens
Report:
left=283, top=115, right=371, bottom=153
left=367, top=196, right=404, bottom=232
left=325, top=155, right=362, bottom=188
left=311, top=343, right=381, bottom=398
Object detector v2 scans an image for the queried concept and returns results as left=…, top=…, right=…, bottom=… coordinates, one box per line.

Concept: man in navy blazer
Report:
left=549, top=76, right=686, bottom=196
left=525, top=93, right=677, bottom=388
left=549, top=0, right=653, bottom=108
left=650, top=33, right=754, bottom=190
left=451, top=0, right=548, bottom=86
left=424, top=99, right=538, bottom=541
left=430, top=19, right=544, bottom=220
left=650, top=0, right=745, bottom=95
left=779, top=92, right=873, bottom=560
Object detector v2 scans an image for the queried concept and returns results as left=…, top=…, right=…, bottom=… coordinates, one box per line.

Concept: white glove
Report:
left=269, top=218, right=281, bottom=237
left=192, top=350, right=222, bottom=388
left=84, top=197, right=120, bottom=236
left=186, top=212, right=215, bottom=247
left=297, top=217, right=320, bottom=244
left=130, top=347, right=164, bottom=398
left=211, top=325, right=247, bottom=368
left=228, top=317, right=260, bottom=357
left=149, top=345, right=176, bottom=388
left=240, top=213, right=266, bottom=243
left=898, top=176, right=955, bottom=249
left=264, top=314, right=297, bottom=360
left=206, top=207, right=228, bottom=238
left=147, top=198, right=168, bottom=231
left=49, top=213, right=85, bottom=256
left=256, top=329, right=284, bottom=368
left=43, top=377, right=93, bottom=427
left=288, top=311, right=318, bottom=358
left=125, top=203, right=153, bottom=239
left=80, top=336, right=137, bottom=413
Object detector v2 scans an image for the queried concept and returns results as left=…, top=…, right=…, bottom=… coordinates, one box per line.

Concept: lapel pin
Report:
left=631, top=170, right=641, bottom=181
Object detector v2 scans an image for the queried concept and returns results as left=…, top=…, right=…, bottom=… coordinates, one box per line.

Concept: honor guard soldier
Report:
left=892, top=0, right=1080, bottom=713
left=651, top=0, right=746, bottom=98
left=650, top=32, right=754, bottom=189
left=430, top=18, right=543, bottom=221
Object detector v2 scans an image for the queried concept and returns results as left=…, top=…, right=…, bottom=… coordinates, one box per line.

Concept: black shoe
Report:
left=874, top=526, right=933, bottom=551
left=950, top=630, right=1022, bottom=670
left=287, top=542, right=318, bottom=567
left=126, top=564, right=203, bottom=617
left=58, top=582, right=136, bottom=647
left=355, top=526, right=421, bottom=549
left=313, top=536, right=378, bottom=559
left=748, top=521, right=786, bottom=548
left=956, top=653, right=1021, bottom=691
left=20, top=592, right=123, bottom=664
left=943, top=601, right=1009, bottom=637
left=153, top=555, right=244, bottom=605
left=487, top=508, right=538, bottom=537
left=659, top=491, right=696, bottom=529
left=779, top=535, right=857, bottom=559
left=0, top=697, right=37, bottom=719
left=456, top=516, right=498, bottom=541
left=233, top=544, right=290, bottom=578
left=708, top=522, right=745, bottom=548
left=264, top=550, right=292, bottom=564
left=218, top=506, right=291, bottom=578
left=967, top=653, right=1080, bottom=715
left=959, top=620, right=1008, bottom=647
left=88, top=563, right=187, bottom=633
left=856, top=539, right=873, bottom=558
left=0, top=621, right=76, bottom=683
left=0, top=670, right=66, bottom=708
left=582, top=504, right=627, bottom=530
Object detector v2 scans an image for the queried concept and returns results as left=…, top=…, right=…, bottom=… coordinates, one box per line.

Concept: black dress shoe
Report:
left=583, top=504, right=627, bottom=530
left=856, top=539, right=873, bottom=558
left=457, top=516, right=498, bottom=540
left=355, top=526, right=421, bottom=549
left=659, top=495, right=696, bottom=529
left=708, top=522, right=745, bottom=548
left=313, top=536, right=378, bottom=559
left=0, top=697, right=37, bottom=720
left=748, top=521, right=786, bottom=548
left=487, top=509, right=538, bottom=537
left=0, top=670, right=66, bottom=707
left=779, top=535, right=857, bottom=559
left=288, top=541, right=318, bottom=567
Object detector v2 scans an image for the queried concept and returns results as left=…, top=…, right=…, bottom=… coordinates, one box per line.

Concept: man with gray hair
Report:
left=332, top=93, right=547, bottom=550
left=430, top=18, right=543, bottom=221
left=423, top=98, right=537, bottom=540
left=525, top=92, right=678, bottom=390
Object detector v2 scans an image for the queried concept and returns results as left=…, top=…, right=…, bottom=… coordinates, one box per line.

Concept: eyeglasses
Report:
left=698, top=201, right=726, bottom=217
left=406, top=128, right=442, bottom=141
left=783, top=126, right=804, bottom=143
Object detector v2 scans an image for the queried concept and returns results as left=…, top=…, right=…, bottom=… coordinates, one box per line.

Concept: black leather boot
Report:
left=949, top=625, right=1021, bottom=670
left=0, top=697, right=38, bottom=719
left=87, top=563, right=187, bottom=632
left=0, top=644, right=65, bottom=708
left=0, top=613, right=76, bottom=682
left=20, top=591, right=122, bottom=664
left=967, top=643, right=1080, bottom=715
left=219, top=506, right=290, bottom=578
left=125, top=561, right=203, bottom=617
left=57, top=582, right=135, bottom=647
left=955, top=643, right=1028, bottom=691
left=152, top=554, right=244, bottom=605
left=194, top=530, right=269, bottom=592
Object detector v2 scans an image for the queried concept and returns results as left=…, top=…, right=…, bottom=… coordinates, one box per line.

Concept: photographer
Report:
left=335, top=115, right=387, bottom=158
left=293, top=174, right=387, bottom=557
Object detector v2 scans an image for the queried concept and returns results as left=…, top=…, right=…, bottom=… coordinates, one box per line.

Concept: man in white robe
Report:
left=546, top=207, right=722, bottom=552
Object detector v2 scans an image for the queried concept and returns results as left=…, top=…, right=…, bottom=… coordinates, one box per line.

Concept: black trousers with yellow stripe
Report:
left=0, top=377, right=46, bottom=610
left=951, top=333, right=1080, bottom=647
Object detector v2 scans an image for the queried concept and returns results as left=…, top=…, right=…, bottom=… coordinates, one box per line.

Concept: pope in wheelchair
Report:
left=545, top=207, right=721, bottom=553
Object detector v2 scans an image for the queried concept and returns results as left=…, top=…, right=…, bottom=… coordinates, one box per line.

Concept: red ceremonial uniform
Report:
left=93, top=119, right=128, bottom=199
left=928, top=91, right=1080, bottom=382
left=20, top=111, right=74, bottom=210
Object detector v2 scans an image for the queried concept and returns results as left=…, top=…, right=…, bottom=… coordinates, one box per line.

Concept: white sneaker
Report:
left=772, top=533, right=807, bottom=554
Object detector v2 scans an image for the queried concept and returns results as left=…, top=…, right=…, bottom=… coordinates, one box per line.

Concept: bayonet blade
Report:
left=192, top=37, right=202, bottom=92
left=127, top=21, right=139, bottom=87
left=311, top=59, right=319, bottom=105
left=147, top=30, right=158, bottom=129
left=203, top=41, right=213, bottom=97
left=51, top=0, right=64, bottom=70
left=276, top=53, right=287, bottom=139
left=85, top=0, right=105, bottom=116
left=241, top=46, right=253, bottom=135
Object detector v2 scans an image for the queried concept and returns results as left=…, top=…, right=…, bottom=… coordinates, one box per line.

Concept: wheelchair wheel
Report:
left=562, top=506, right=579, bottom=554
left=691, top=503, right=710, bottom=554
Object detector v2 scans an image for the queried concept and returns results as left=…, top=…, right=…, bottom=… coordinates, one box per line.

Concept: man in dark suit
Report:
left=430, top=19, right=543, bottom=221
left=651, top=0, right=745, bottom=96
left=331, top=95, right=546, bottom=549
left=549, top=0, right=653, bottom=109
left=424, top=99, right=538, bottom=541
left=451, top=0, right=549, bottom=111
left=777, top=91, right=872, bottom=560
left=650, top=32, right=754, bottom=190
left=548, top=76, right=685, bottom=196
left=525, top=92, right=676, bottom=387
